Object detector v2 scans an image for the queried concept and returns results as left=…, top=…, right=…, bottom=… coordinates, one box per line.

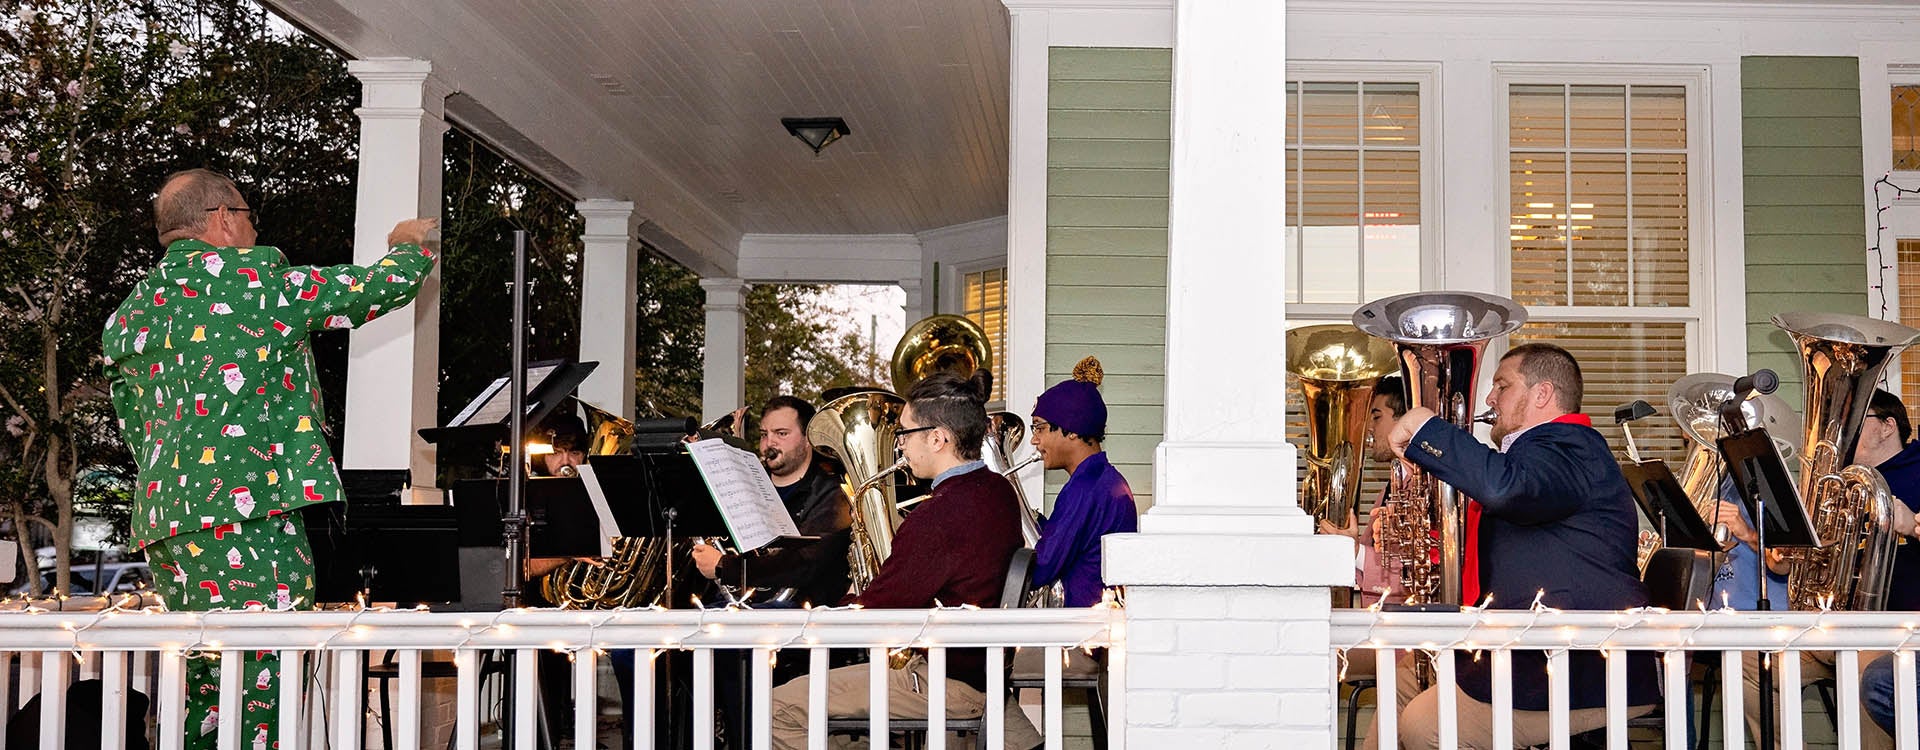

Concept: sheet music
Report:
left=573, top=464, right=621, bottom=557
left=686, top=439, right=800, bottom=551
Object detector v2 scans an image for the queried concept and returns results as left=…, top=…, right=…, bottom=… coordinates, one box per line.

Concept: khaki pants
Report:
left=768, top=661, right=1041, bottom=750
left=1740, top=650, right=1893, bottom=750
left=1361, top=653, right=1653, bottom=750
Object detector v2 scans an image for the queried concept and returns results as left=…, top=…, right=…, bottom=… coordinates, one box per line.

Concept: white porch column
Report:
left=342, top=58, right=450, bottom=491
left=576, top=200, right=638, bottom=420
left=1103, top=0, right=1353, bottom=747
left=700, top=278, right=747, bottom=422
left=899, top=278, right=925, bottom=326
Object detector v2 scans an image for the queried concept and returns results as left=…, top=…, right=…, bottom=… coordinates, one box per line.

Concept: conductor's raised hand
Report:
left=1388, top=406, right=1437, bottom=460
left=387, top=217, right=439, bottom=248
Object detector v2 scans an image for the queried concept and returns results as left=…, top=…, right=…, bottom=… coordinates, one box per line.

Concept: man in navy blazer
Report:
left=1363, top=343, right=1660, bottom=749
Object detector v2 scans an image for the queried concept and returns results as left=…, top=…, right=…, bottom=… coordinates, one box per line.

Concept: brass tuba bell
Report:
left=1286, top=324, right=1399, bottom=526
left=892, top=314, right=993, bottom=395
left=810, top=390, right=909, bottom=594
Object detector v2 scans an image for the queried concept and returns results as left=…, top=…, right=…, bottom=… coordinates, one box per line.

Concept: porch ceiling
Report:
left=265, top=0, right=1011, bottom=276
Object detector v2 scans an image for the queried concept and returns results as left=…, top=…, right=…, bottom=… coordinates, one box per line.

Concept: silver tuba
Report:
left=1668, top=373, right=1803, bottom=529
left=1776, top=312, right=1920, bottom=611
left=1286, top=324, right=1399, bottom=526
left=1353, top=291, right=1527, bottom=606
left=810, top=390, right=909, bottom=594
left=983, top=412, right=1044, bottom=546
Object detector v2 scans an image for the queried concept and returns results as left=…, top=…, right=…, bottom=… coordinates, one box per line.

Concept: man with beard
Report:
left=691, top=395, right=853, bottom=748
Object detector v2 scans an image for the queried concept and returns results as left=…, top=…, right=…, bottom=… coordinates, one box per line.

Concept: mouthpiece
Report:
left=1003, top=455, right=1041, bottom=477
left=1473, top=410, right=1498, bottom=425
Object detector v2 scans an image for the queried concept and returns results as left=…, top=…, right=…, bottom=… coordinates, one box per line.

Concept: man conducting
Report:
left=1364, top=343, right=1659, bottom=749
left=103, top=168, right=436, bottom=748
left=765, top=371, right=1040, bottom=749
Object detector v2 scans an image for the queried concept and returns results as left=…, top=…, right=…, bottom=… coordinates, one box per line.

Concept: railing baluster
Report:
left=101, top=650, right=128, bottom=750
left=20, top=650, right=40, bottom=707
left=41, top=650, right=69, bottom=750
left=928, top=647, right=947, bottom=750
left=218, top=651, right=243, bottom=750
left=512, top=649, right=535, bottom=750
left=1721, top=650, right=1745, bottom=749
left=1492, top=649, right=1513, bottom=750
left=752, top=648, right=773, bottom=750
left=635, top=650, right=656, bottom=750
left=1662, top=651, right=1687, bottom=750
left=1548, top=649, right=1569, bottom=750
left=159, top=650, right=186, bottom=750
left=573, top=649, right=597, bottom=749
left=1436, top=651, right=1458, bottom=750
left=397, top=648, right=423, bottom=750
left=1605, top=649, right=1626, bottom=750
left=1045, top=645, right=1063, bottom=750
left=1780, top=648, right=1803, bottom=750
left=79, top=649, right=100, bottom=681
left=1896, top=650, right=1917, bottom=750
left=1375, top=649, right=1398, bottom=750
left=1837, top=649, right=1862, bottom=750
left=132, top=651, right=151, bottom=710
left=694, top=648, right=714, bottom=750
left=987, top=646, right=1006, bottom=750
left=333, top=649, right=363, bottom=750
left=278, top=650, right=303, bottom=750
left=453, top=650, right=478, bottom=750
left=307, top=651, right=329, bottom=750
left=1107, top=638, right=1126, bottom=750
left=0, top=651, right=16, bottom=739
left=807, top=648, right=827, bottom=750
left=868, top=647, right=888, bottom=747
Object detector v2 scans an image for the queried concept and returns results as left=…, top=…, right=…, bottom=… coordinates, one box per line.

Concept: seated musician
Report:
left=1364, top=343, right=1659, bottom=749
left=691, top=395, right=854, bottom=608
left=766, top=370, right=1041, bottom=750
left=1750, top=389, right=1920, bottom=750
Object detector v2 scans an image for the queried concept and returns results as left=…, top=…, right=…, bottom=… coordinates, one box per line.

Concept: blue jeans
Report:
left=1865, top=652, right=1903, bottom=736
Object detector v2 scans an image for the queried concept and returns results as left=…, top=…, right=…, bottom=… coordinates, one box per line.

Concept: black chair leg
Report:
left=1086, top=686, right=1109, bottom=750
left=1344, top=683, right=1373, bottom=750
left=1696, top=665, right=1718, bottom=750
left=1817, top=680, right=1839, bottom=729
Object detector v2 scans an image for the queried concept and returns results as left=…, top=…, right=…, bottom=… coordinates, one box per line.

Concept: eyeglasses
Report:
left=895, top=425, right=936, bottom=439
left=207, top=205, right=256, bottom=225
left=1030, top=420, right=1054, bottom=434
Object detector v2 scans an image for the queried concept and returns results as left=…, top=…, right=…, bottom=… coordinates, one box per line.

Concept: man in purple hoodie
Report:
left=1027, top=356, right=1139, bottom=608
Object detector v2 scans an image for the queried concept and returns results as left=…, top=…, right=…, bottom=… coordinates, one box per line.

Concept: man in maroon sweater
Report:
left=767, top=371, right=1038, bottom=749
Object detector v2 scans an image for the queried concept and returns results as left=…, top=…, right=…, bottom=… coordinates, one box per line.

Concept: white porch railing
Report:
left=1331, top=607, right=1920, bottom=750
left=0, top=601, right=1121, bottom=750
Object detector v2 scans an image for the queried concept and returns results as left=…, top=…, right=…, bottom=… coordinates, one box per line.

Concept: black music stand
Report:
left=1718, top=426, right=1820, bottom=750
left=1620, top=461, right=1721, bottom=551
left=310, top=504, right=461, bottom=605
left=450, top=478, right=605, bottom=559
left=418, top=359, right=600, bottom=451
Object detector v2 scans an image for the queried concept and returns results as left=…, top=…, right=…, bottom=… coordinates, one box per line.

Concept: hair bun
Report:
left=1072, top=356, right=1104, bottom=387
left=968, top=368, right=994, bottom=403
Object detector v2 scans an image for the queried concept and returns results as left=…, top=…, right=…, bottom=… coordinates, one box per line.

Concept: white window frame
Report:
left=1492, top=64, right=1716, bottom=376
left=1284, top=61, right=1443, bottom=322
left=1870, top=63, right=1920, bottom=389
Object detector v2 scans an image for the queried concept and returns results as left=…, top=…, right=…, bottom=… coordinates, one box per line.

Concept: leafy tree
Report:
left=743, top=284, right=889, bottom=412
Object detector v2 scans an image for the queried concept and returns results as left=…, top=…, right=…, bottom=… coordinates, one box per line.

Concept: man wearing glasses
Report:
left=102, top=168, right=436, bottom=749
left=1027, top=355, right=1137, bottom=609
left=766, top=370, right=1040, bottom=750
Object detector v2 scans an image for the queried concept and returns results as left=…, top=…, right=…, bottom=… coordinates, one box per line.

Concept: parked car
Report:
left=8, top=562, right=151, bottom=596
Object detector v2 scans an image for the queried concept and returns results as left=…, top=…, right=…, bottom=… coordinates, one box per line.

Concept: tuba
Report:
left=1776, top=312, right=1920, bottom=611
left=1353, top=291, right=1527, bottom=606
left=984, top=412, right=1044, bottom=546
left=892, top=314, right=993, bottom=395
left=538, top=536, right=676, bottom=609
left=1668, top=373, right=1804, bottom=536
left=1286, top=324, right=1399, bottom=526
left=810, top=390, right=909, bottom=594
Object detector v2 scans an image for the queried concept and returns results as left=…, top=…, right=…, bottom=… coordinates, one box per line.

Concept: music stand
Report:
left=583, top=452, right=731, bottom=539
left=418, top=359, right=600, bottom=449
left=1620, top=460, right=1720, bottom=551
left=311, top=504, right=461, bottom=605
left=1718, top=426, right=1819, bottom=750
left=449, top=478, right=605, bottom=559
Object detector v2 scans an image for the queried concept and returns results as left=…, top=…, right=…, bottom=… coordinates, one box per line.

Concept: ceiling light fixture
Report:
left=781, top=117, right=851, bottom=156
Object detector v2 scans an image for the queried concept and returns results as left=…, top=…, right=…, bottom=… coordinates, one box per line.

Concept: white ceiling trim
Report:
left=738, top=233, right=923, bottom=284
left=1289, top=0, right=1920, bottom=22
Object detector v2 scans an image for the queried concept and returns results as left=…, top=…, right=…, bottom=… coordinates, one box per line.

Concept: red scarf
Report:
left=1462, top=413, right=1593, bottom=606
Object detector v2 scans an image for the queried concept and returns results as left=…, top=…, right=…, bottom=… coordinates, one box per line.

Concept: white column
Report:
left=342, top=58, right=450, bottom=491
left=1104, top=1, right=1352, bottom=747
left=576, top=200, right=639, bottom=420
left=700, top=278, right=747, bottom=422
left=899, top=278, right=925, bottom=326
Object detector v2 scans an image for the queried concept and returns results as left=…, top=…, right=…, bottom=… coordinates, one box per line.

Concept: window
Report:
left=960, top=267, right=1008, bottom=402
left=1896, top=85, right=1920, bottom=171
left=1899, top=240, right=1920, bottom=427
left=1283, top=77, right=1428, bottom=307
left=1505, top=75, right=1702, bottom=463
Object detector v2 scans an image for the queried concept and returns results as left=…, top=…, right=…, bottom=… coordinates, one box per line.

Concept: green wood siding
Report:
left=1045, top=47, right=1172, bottom=512
left=1742, top=56, right=1867, bottom=408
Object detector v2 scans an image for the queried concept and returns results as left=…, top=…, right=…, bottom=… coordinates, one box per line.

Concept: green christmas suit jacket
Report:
left=103, top=239, right=437, bottom=549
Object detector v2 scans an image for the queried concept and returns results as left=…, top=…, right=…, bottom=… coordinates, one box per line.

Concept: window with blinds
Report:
left=1508, top=79, right=1695, bottom=464
left=1896, top=85, right=1920, bottom=172
left=1898, top=240, right=1920, bottom=428
left=1283, top=80, right=1423, bottom=305
left=961, top=267, right=1008, bottom=403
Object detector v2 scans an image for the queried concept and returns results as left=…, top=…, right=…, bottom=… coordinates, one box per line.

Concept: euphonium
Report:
left=1776, top=312, right=1920, bottom=611
left=810, top=390, right=909, bottom=594
left=1286, top=324, right=1399, bottom=526
left=538, top=536, right=674, bottom=609
left=984, top=411, right=1045, bottom=546
left=1353, top=291, right=1527, bottom=605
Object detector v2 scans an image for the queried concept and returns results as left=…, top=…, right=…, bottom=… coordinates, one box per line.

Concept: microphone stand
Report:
left=502, top=230, right=530, bottom=609
left=1721, top=370, right=1779, bottom=750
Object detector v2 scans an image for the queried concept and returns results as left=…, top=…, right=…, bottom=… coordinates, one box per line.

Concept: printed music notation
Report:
left=686, top=439, right=801, bottom=551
